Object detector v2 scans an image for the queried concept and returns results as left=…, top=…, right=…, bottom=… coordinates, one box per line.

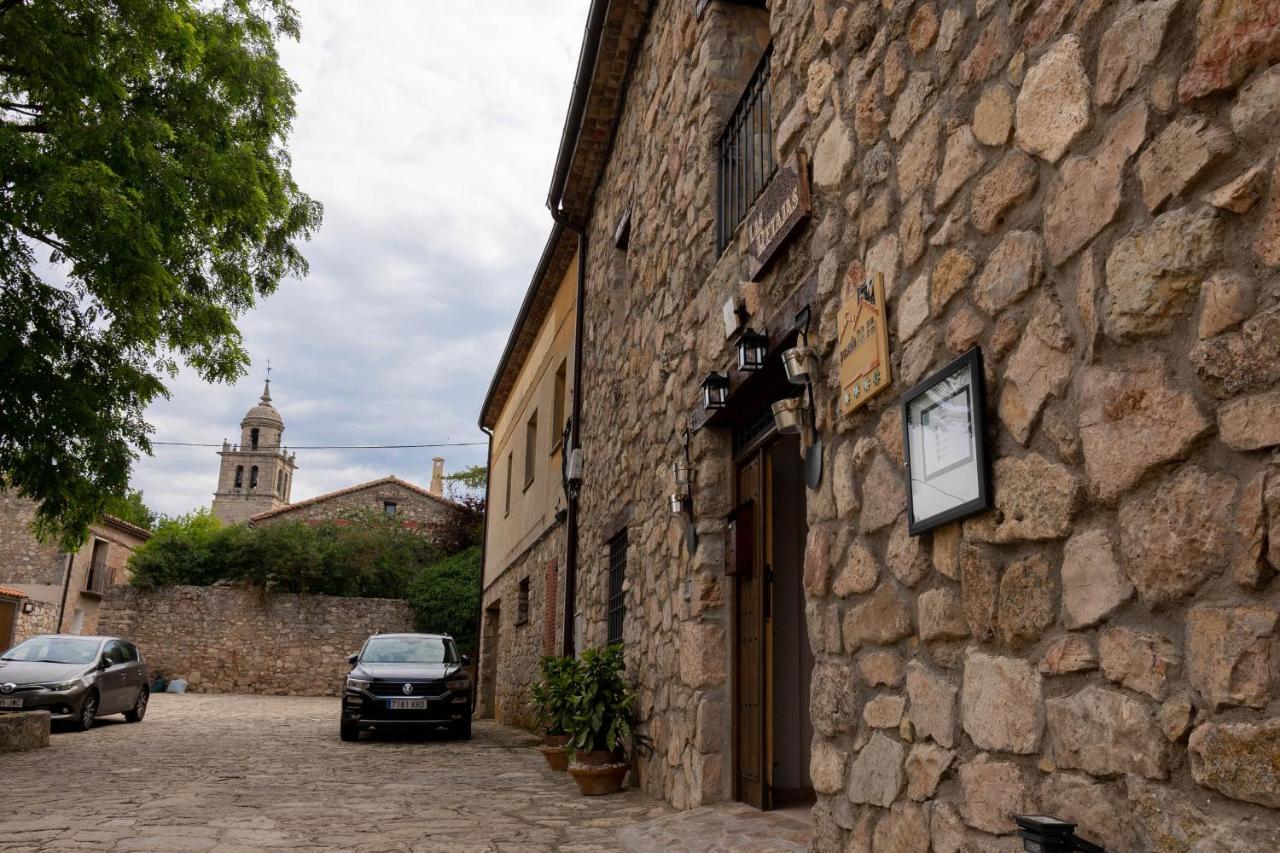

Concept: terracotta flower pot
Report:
left=567, top=750, right=629, bottom=796
left=537, top=732, right=568, bottom=768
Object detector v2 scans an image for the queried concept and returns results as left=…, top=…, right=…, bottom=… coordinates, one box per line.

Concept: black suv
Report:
left=340, top=633, right=472, bottom=741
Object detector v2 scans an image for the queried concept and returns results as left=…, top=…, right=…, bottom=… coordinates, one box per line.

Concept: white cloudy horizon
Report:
left=131, top=1, right=591, bottom=518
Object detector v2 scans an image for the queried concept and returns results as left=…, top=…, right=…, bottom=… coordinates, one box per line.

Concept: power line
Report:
left=150, top=441, right=487, bottom=450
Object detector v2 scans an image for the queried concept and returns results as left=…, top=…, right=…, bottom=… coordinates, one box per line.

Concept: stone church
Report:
left=211, top=383, right=461, bottom=529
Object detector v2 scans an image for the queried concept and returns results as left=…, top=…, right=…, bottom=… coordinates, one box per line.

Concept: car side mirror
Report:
left=461, top=654, right=470, bottom=665
left=347, top=653, right=358, bottom=665
left=98, top=658, right=111, bottom=670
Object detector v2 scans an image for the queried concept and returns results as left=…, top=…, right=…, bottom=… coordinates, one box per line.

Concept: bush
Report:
left=128, top=510, right=444, bottom=598
left=566, top=645, right=636, bottom=758
left=529, top=655, right=582, bottom=737
left=406, top=545, right=481, bottom=653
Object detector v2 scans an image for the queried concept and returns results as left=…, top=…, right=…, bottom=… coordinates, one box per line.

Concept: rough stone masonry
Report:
left=556, top=0, right=1280, bottom=849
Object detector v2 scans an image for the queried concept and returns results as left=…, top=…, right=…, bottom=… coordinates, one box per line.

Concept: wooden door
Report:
left=481, top=604, right=500, bottom=718
left=0, top=598, right=16, bottom=651
left=732, top=454, right=766, bottom=809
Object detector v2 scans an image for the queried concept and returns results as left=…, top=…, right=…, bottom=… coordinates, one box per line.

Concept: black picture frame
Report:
left=900, top=347, right=992, bottom=536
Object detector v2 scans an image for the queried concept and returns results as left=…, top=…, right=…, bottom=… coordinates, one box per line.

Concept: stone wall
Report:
left=98, top=586, right=414, bottom=696
left=0, top=491, right=65, bottom=585
left=478, top=523, right=564, bottom=728
left=12, top=599, right=58, bottom=646
left=562, top=0, right=1280, bottom=845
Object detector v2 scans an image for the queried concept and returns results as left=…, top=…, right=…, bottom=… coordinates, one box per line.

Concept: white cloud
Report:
left=130, top=0, right=589, bottom=517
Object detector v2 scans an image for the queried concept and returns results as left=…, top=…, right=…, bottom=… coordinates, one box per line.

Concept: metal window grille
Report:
left=84, top=560, right=110, bottom=595
left=717, top=47, right=775, bottom=252
left=606, top=529, right=628, bottom=646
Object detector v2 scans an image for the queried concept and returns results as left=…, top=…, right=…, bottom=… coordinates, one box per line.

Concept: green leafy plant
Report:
left=565, top=645, right=636, bottom=758
left=405, top=545, right=481, bottom=655
left=529, top=655, right=582, bottom=737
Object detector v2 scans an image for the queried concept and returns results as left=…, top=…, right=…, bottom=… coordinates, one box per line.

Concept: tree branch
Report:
left=0, top=0, right=27, bottom=17
left=17, top=226, right=69, bottom=254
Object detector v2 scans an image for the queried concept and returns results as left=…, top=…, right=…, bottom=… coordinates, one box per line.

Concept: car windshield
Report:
left=361, top=636, right=456, bottom=664
left=1, top=637, right=101, bottom=664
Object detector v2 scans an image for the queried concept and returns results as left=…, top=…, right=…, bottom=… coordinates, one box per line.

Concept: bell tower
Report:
left=211, top=381, right=298, bottom=524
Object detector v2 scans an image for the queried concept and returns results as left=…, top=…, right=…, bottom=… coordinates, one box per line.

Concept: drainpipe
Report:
left=474, top=424, right=494, bottom=715
left=552, top=217, right=587, bottom=659
left=55, top=550, right=74, bottom=632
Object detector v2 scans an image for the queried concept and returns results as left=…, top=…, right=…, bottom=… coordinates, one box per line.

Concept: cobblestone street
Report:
left=0, top=694, right=669, bottom=853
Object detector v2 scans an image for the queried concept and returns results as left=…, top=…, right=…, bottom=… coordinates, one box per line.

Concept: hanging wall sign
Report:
left=745, top=152, right=811, bottom=281
left=838, top=270, right=892, bottom=415
left=900, top=347, right=992, bottom=536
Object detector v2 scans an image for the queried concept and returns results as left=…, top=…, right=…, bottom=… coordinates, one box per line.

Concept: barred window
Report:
left=517, top=577, right=530, bottom=626
left=606, top=529, right=627, bottom=647
left=717, top=47, right=775, bottom=251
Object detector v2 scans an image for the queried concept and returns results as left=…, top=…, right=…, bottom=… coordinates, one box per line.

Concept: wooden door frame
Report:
left=0, top=597, right=17, bottom=650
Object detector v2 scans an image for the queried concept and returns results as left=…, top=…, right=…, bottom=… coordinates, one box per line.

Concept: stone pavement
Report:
left=618, top=803, right=811, bottom=853
left=0, top=694, right=670, bottom=852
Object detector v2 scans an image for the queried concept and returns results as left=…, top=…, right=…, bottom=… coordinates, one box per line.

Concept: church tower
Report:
left=210, top=381, right=298, bottom=524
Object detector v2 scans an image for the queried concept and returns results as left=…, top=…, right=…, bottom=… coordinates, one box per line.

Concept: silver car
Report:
left=0, top=634, right=150, bottom=731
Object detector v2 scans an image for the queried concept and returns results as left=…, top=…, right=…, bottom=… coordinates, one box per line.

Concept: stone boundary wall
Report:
left=12, top=599, right=59, bottom=646
left=564, top=0, right=1280, bottom=845
left=99, top=586, right=414, bottom=696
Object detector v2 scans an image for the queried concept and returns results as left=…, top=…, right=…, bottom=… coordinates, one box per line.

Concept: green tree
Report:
left=126, top=508, right=227, bottom=588
left=406, top=545, right=481, bottom=654
left=102, top=488, right=157, bottom=531
left=0, top=0, right=322, bottom=548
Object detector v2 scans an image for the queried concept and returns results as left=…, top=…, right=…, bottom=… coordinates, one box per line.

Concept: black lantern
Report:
left=1014, top=815, right=1104, bottom=853
left=701, top=372, right=729, bottom=410
left=737, top=328, right=769, bottom=371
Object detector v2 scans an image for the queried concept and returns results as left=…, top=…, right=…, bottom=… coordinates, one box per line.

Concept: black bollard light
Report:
left=1015, top=815, right=1105, bottom=853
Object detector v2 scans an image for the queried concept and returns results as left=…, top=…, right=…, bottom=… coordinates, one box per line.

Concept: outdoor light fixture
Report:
left=672, top=460, right=696, bottom=487
left=701, top=372, right=729, bottom=410
left=21, top=600, right=34, bottom=614
left=736, top=328, right=769, bottom=371
left=771, top=396, right=810, bottom=435
left=1014, top=816, right=1105, bottom=853
left=669, top=493, right=687, bottom=516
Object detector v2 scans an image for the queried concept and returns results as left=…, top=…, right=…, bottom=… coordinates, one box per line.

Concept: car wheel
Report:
left=339, top=720, right=359, bottom=742
left=125, top=686, right=149, bottom=723
left=74, top=691, right=99, bottom=732
left=452, top=715, right=472, bottom=740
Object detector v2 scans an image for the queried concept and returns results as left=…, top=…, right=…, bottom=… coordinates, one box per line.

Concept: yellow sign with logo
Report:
left=838, top=269, right=892, bottom=415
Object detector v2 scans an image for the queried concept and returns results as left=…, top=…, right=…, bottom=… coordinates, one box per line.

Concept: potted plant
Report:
left=529, top=655, right=580, bottom=771
left=565, top=644, right=635, bottom=796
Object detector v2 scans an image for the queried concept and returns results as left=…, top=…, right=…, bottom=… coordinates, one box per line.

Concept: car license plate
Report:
left=388, top=698, right=429, bottom=710
left=0, top=697, right=22, bottom=709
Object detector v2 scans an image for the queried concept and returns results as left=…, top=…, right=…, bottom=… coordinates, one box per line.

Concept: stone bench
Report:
left=0, top=710, right=51, bottom=753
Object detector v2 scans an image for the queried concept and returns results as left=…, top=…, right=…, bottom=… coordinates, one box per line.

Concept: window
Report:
left=551, top=362, right=568, bottom=453
left=516, top=577, right=530, bottom=626
left=383, top=501, right=397, bottom=517
left=717, top=46, right=775, bottom=251
left=234, top=465, right=244, bottom=488
left=606, top=529, right=628, bottom=647
left=504, top=452, right=513, bottom=516
left=249, top=465, right=259, bottom=488
left=524, top=410, right=538, bottom=489
left=250, top=428, right=260, bottom=449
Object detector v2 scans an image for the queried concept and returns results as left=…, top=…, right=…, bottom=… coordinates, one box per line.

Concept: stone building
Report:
left=488, top=0, right=1280, bottom=847
left=211, top=381, right=298, bottom=524
left=476, top=226, right=578, bottom=726
left=0, top=491, right=150, bottom=647
left=249, top=468, right=460, bottom=530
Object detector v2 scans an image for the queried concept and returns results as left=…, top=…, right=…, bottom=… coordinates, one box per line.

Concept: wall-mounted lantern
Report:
left=22, top=600, right=35, bottom=614
left=736, top=328, right=769, bottom=372
left=701, top=372, right=729, bottom=411
left=781, top=306, right=824, bottom=489
left=1014, top=815, right=1105, bottom=852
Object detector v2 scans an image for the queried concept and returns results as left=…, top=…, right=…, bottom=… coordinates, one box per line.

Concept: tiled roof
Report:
left=99, top=514, right=152, bottom=540
left=0, top=586, right=26, bottom=599
left=248, top=476, right=460, bottom=524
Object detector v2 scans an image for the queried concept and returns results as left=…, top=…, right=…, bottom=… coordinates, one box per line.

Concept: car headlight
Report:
left=345, top=676, right=372, bottom=690
left=445, top=677, right=469, bottom=692
left=44, top=678, right=83, bottom=692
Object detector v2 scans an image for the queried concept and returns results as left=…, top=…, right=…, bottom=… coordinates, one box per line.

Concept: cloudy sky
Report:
left=134, top=1, right=591, bottom=517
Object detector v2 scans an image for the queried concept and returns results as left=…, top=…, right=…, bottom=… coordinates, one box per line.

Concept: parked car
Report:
left=340, top=632, right=471, bottom=741
left=0, top=634, right=150, bottom=731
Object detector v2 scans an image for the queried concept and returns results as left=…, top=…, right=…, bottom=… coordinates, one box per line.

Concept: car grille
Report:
left=368, top=680, right=445, bottom=698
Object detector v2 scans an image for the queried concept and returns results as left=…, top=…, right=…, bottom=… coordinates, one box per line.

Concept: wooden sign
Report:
left=838, top=269, right=892, bottom=415
left=745, top=152, right=811, bottom=280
